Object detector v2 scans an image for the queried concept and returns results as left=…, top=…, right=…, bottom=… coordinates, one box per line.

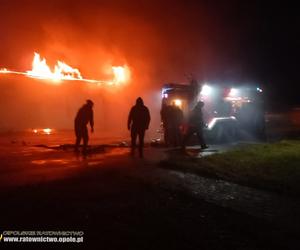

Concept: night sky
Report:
left=1, top=0, right=299, bottom=106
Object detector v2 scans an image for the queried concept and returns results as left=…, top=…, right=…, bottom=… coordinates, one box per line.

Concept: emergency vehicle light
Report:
left=201, top=84, right=212, bottom=96
left=173, top=99, right=182, bottom=107
left=229, top=88, right=238, bottom=97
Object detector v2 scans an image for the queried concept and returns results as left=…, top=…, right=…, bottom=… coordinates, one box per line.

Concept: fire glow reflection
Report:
left=32, top=128, right=53, bottom=135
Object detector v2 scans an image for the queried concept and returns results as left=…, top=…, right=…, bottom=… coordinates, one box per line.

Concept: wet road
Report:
left=0, top=132, right=299, bottom=248
left=1, top=138, right=299, bottom=229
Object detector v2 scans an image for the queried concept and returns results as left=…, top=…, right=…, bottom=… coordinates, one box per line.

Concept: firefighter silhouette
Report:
left=182, top=101, right=208, bottom=150
left=128, top=97, right=151, bottom=158
left=74, top=99, right=94, bottom=155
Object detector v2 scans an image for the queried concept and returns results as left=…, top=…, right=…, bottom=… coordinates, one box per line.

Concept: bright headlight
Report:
left=229, top=88, right=238, bottom=96
left=174, top=99, right=182, bottom=107
left=201, top=84, right=212, bottom=96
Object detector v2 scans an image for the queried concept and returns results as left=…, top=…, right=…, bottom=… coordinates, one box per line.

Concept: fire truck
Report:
left=161, top=81, right=265, bottom=143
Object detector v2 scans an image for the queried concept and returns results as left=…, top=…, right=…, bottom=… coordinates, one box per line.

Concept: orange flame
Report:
left=112, top=66, right=130, bottom=85
left=1, top=52, right=131, bottom=86
left=27, top=53, right=82, bottom=82
left=0, top=68, right=9, bottom=73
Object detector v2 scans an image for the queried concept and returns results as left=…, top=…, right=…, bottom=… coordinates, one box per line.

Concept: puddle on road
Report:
left=31, top=159, right=70, bottom=165
left=30, top=147, right=128, bottom=168
left=31, top=160, right=47, bottom=165
left=87, top=161, right=104, bottom=166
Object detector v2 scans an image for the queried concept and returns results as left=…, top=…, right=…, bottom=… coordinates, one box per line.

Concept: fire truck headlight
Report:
left=201, top=85, right=212, bottom=96
left=174, top=99, right=182, bottom=107
left=229, top=88, right=238, bottom=97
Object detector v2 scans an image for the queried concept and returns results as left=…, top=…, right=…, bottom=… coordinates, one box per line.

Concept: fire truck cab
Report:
left=161, top=82, right=265, bottom=143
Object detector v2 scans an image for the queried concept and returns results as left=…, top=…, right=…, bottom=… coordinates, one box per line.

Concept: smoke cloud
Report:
left=0, top=0, right=265, bottom=137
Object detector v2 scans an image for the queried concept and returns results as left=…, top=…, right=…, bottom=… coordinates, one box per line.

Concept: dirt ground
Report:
left=0, top=133, right=299, bottom=249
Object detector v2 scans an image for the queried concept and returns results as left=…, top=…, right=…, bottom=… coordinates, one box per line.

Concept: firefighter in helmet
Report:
left=74, top=99, right=94, bottom=155
left=182, top=101, right=208, bottom=150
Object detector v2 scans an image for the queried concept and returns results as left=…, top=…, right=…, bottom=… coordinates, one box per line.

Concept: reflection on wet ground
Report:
left=31, top=159, right=70, bottom=165
left=29, top=146, right=129, bottom=168
left=31, top=160, right=47, bottom=165
left=1, top=134, right=299, bottom=231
